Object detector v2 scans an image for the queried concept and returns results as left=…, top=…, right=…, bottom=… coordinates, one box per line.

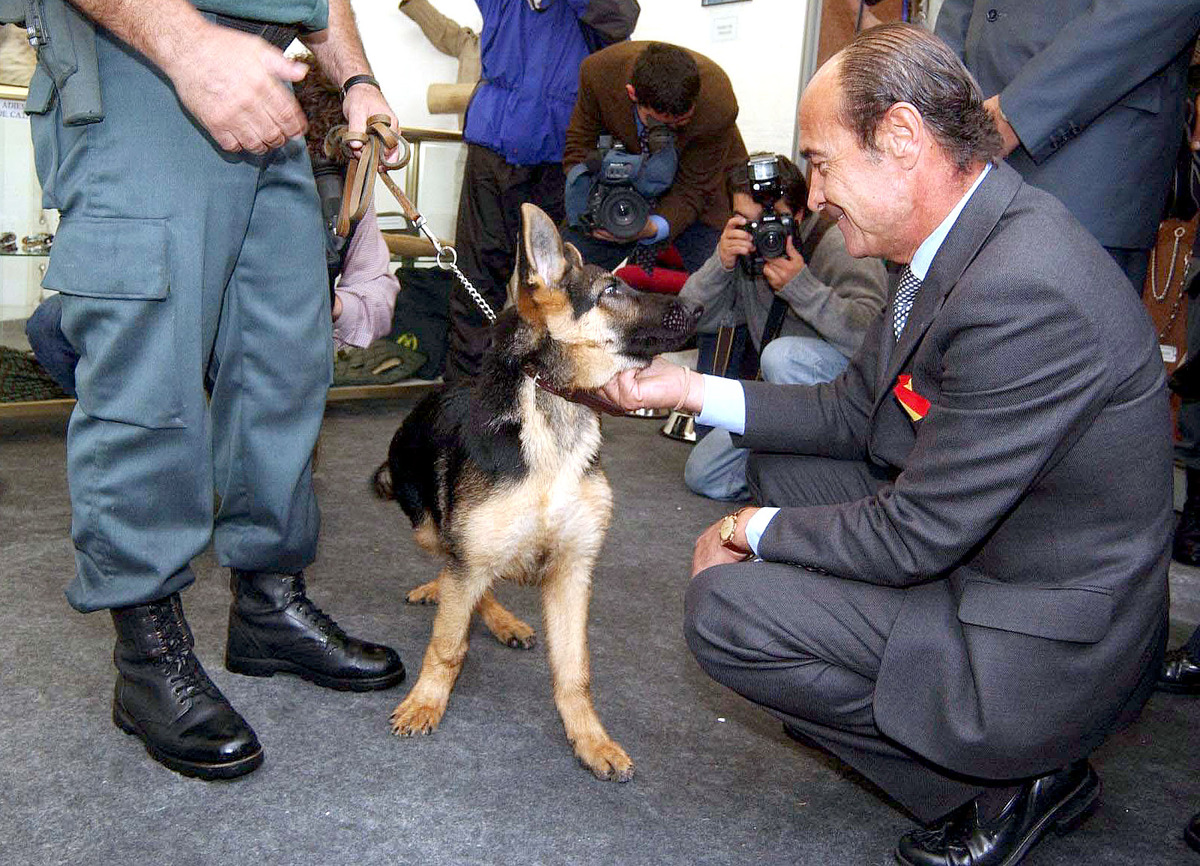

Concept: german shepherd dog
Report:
left=372, top=204, right=699, bottom=781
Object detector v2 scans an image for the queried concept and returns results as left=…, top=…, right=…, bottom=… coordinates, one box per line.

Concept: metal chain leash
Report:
left=327, top=119, right=497, bottom=325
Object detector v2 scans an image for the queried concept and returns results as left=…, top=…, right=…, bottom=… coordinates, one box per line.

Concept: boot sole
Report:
left=113, top=702, right=263, bottom=781
left=225, top=655, right=406, bottom=692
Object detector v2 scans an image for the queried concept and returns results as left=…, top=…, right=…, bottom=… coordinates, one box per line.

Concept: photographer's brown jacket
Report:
left=563, top=41, right=747, bottom=242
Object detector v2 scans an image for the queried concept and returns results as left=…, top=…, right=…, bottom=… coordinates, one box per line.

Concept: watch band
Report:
left=341, top=74, right=381, bottom=99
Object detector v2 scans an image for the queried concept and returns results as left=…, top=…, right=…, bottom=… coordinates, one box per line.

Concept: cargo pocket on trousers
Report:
left=43, top=216, right=185, bottom=429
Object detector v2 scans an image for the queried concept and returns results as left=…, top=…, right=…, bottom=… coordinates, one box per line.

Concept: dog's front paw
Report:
left=575, top=736, right=634, bottom=783
left=390, top=697, right=445, bottom=737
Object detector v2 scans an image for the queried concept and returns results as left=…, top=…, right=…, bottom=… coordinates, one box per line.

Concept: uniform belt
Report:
left=206, top=12, right=299, bottom=50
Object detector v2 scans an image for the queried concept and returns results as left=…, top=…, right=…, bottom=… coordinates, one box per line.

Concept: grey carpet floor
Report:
left=1, top=398, right=1198, bottom=866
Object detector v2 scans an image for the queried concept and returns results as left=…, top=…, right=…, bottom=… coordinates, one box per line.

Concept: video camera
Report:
left=581, top=136, right=653, bottom=241
left=578, top=125, right=677, bottom=242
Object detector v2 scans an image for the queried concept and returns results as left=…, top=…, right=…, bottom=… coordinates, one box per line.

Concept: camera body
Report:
left=581, top=136, right=653, bottom=241
left=740, top=154, right=799, bottom=273
left=745, top=212, right=796, bottom=261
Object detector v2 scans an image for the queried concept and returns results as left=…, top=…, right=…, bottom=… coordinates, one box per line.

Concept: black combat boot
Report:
left=111, top=594, right=263, bottom=780
left=225, top=570, right=405, bottom=691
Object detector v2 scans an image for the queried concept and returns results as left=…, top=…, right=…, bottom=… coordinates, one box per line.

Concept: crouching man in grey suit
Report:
left=599, top=23, right=1171, bottom=866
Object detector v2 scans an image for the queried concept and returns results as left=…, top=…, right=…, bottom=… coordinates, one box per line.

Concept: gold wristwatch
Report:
left=719, top=508, right=746, bottom=552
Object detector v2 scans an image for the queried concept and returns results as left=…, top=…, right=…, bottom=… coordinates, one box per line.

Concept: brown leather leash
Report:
left=325, top=116, right=497, bottom=324
left=328, top=118, right=628, bottom=416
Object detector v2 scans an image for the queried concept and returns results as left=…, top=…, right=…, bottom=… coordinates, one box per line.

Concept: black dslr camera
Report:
left=740, top=154, right=798, bottom=275
left=581, top=135, right=653, bottom=241
left=744, top=154, right=796, bottom=260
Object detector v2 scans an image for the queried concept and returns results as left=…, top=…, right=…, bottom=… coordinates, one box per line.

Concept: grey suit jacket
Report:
left=936, top=0, right=1200, bottom=250
left=734, top=163, right=1171, bottom=779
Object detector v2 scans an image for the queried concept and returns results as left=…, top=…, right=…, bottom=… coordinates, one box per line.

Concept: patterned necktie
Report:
left=893, top=266, right=922, bottom=340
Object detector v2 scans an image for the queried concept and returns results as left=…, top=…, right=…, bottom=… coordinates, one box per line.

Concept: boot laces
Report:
left=290, top=578, right=349, bottom=643
left=154, top=608, right=221, bottom=702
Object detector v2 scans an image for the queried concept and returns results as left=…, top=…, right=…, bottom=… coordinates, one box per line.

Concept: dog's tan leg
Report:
left=391, top=565, right=487, bottom=737
left=407, top=580, right=536, bottom=649
left=541, top=558, right=633, bottom=782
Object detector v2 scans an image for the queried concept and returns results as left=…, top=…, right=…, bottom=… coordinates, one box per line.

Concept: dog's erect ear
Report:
left=563, top=241, right=584, bottom=273
left=519, top=203, right=569, bottom=291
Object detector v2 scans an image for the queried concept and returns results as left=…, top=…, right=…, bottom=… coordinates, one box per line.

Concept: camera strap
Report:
left=758, top=213, right=838, bottom=349
left=325, top=117, right=498, bottom=324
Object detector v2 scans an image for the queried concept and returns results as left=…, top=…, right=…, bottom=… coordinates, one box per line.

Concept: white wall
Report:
left=355, top=0, right=811, bottom=155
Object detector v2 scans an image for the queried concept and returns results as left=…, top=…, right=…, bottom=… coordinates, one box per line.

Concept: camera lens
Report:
left=599, top=188, right=650, bottom=241
left=756, top=224, right=787, bottom=258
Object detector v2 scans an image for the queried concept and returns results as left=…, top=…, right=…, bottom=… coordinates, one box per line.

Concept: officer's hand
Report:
left=718, top=214, right=754, bottom=270
left=342, top=83, right=403, bottom=163
left=762, top=234, right=806, bottom=292
left=167, top=22, right=309, bottom=154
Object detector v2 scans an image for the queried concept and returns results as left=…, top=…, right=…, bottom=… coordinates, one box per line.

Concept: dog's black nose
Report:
left=663, top=302, right=702, bottom=332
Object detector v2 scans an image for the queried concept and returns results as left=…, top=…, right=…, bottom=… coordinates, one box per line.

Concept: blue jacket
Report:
left=465, top=0, right=598, bottom=166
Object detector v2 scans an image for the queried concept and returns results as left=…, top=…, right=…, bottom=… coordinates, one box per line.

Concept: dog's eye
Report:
left=601, top=283, right=622, bottom=298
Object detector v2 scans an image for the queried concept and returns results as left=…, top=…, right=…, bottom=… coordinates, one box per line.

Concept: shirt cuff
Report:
left=744, top=507, right=778, bottom=555
left=640, top=215, right=670, bottom=245
left=696, top=374, right=746, bottom=435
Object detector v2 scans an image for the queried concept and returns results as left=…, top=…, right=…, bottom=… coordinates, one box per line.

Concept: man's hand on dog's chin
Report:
left=692, top=510, right=758, bottom=577
left=596, top=357, right=703, bottom=413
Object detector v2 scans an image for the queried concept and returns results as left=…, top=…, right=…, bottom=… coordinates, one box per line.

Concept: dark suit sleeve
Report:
left=735, top=310, right=885, bottom=459
left=993, top=0, right=1200, bottom=163
left=932, top=0, right=972, bottom=54
left=564, top=56, right=605, bottom=174
left=753, top=272, right=1110, bottom=587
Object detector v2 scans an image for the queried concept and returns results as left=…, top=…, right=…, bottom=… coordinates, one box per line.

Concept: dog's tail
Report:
left=372, top=461, right=395, bottom=501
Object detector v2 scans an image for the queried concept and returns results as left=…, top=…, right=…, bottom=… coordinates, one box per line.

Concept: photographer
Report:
left=679, top=154, right=886, bottom=502
left=562, top=41, right=747, bottom=273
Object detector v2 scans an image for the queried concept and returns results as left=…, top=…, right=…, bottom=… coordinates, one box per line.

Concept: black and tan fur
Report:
left=373, top=204, right=699, bottom=781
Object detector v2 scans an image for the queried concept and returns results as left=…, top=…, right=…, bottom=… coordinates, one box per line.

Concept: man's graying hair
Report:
left=835, top=23, right=1002, bottom=173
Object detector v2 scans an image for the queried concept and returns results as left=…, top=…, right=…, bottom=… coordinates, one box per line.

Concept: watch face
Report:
left=719, top=513, right=737, bottom=543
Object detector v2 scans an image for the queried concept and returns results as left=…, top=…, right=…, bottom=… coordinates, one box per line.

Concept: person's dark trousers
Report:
left=1106, top=246, right=1151, bottom=297
left=24, top=293, right=78, bottom=397
left=561, top=219, right=722, bottom=274
left=444, top=143, right=565, bottom=383
left=1174, top=252, right=1200, bottom=566
left=684, top=450, right=1063, bottom=825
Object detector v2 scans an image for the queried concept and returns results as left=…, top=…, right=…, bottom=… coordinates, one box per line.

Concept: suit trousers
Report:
left=32, top=29, right=331, bottom=612
left=445, top=143, right=565, bottom=383
left=684, top=451, right=1000, bottom=824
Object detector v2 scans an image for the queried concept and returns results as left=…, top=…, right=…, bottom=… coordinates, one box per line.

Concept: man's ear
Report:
left=879, top=101, right=922, bottom=169
left=519, top=203, right=568, bottom=294
left=625, top=83, right=638, bottom=104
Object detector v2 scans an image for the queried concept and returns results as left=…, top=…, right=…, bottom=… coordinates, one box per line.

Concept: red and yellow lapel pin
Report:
left=893, top=374, right=930, bottom=422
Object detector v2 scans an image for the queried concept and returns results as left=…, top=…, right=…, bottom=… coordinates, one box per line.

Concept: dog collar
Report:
left=521, top=363, right=625, bottom=417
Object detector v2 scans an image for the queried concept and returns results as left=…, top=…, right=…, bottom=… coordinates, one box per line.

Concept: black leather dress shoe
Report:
left=1159, top=648, right=1200, bottom=694
left=895, top=761, right=1100, bottom=866
left=225, top=569, right=405, bottom=691
left=112, top=595, right=262, bottom=780
left=1187, top=811, right=1200, bottom=853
